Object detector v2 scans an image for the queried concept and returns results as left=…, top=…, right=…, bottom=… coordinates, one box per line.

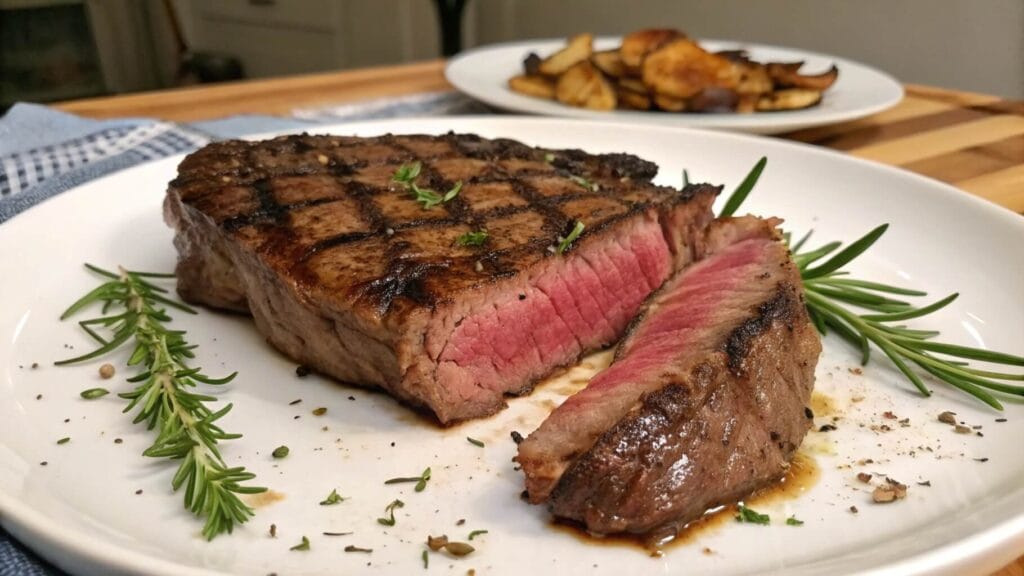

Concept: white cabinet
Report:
left=179, top=0, right=441, bottom=79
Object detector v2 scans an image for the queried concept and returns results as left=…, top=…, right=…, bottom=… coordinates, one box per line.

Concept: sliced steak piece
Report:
left=164, top=133, right=718, bottom=424
left=516, top=216, right=821, bottom=537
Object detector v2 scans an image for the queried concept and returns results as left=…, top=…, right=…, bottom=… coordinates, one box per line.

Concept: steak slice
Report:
left=164, top=132, right=718, bottom=424
left=516, top=216, right=821, bottom=537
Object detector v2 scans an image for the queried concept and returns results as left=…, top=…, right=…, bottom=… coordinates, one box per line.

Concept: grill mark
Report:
left=724, top=282, right=799, bottom=374
left=177, top=133, right=719, bottom=317
left=352, top=259, right=450, bottom=315
left=223, top=195, right=342, bottom=231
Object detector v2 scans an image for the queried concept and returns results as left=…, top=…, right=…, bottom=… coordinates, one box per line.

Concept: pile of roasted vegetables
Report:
left=509, top=28, right=839, bottom=114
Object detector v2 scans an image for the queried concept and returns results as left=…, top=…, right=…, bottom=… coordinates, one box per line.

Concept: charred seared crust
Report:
left=724, top=281, right=801, bottom=374
left=170, top=132, right=718, bottom=316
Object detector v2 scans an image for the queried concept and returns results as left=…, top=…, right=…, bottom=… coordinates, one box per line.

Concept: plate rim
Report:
left=1, top=115, right=1022, bottom=576
left=445, top=36, right=905, bottom=134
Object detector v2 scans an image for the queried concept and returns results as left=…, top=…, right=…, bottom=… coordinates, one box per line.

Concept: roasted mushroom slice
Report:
left=508, top=75, right=556, bottom=100
left=538, top=33, right=594, bottom=76
left=642, top=39, right=739, bottom=99
left=617, top=84, right=652, bottom=110
left=768, top=62, right=840, bottom=91
left=734, top=61, right=773, bottom=96
left=756, top=88, right=823, bottom=111
left=688, top=87, right=740, bottom=113
left=620, top=28, right=684, bottom=70
left=653, top=93, right=687, bottom=112
left=618, top=77, right=648, bottom=94
left=591, top=49, right=626, bottom=78
left=523, top=52, right=542, bottom=76
left=556, top=61, right=617, bottom=110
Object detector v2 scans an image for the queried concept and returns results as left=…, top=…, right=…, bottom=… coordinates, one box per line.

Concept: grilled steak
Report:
left=164, top=133, right=718, bottom=424
left=516, top=216, right=821, bottom=537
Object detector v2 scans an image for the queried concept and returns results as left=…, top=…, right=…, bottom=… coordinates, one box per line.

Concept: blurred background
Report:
left=2, top=0, right=1021, bottom=111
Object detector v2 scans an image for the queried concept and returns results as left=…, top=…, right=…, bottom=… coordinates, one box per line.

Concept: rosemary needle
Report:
left=56, top=264, right=265, bottom=540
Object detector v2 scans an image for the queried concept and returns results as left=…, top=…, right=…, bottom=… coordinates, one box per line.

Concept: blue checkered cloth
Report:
left=0, top=91, right=489, bottom=576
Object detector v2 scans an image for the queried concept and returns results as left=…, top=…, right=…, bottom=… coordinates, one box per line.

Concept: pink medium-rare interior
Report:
left=434, top=215, right=674, bottom=401
left=561, top=237, right=771, bottom=409
left=517, top=234, right=778, bottom=501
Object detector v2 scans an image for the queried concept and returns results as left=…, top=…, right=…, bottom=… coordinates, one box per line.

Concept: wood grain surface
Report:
left=55, top=58, right=1024, bottom=574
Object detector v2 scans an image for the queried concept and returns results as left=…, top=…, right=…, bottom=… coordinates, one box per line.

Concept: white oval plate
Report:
left=1, top=117, right=1022, bottom=576
left=446, top=38, right=904, bottom=134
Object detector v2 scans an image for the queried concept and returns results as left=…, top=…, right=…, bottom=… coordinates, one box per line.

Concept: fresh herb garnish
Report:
left=467, top=529, right=488, bottom=540
left=392, top=162, right=422, bottom=185
left=385, top=467, right=431, bottom=492
left=735, top=504, right=770, bottom=525
left=793, top=230, right=1024, bottom=408
left=557, top=221, right=585, bottom=254
left=377, top=499, right=405, bottom=526
left=718, top=156, right=766, bottom=218
left=322, top=531, right=353, bottom=536
left=422, top=549, right=429, bottom=568
left=721, top=160, right=1024, bottom=409
left=392, top=162, right=462, bottom=209
left=456, top=230, right=489, bottom=247
left=312, top=407, right=327, bottom=416
left=290, top=536, right=310, bottom=551
left=80, top=387, right=109, bottom=399
left=442, top=181, right=463, bottom=202
left=272, top=445, right=290, bottom=459
left=466, top=437, right=485, bottom=448
left=410, top=184, right=444, bottom=208
left=56, top=437, right=70, bottom=445
left=319, top=488, right=345, bottom=505
left=569, top=174, right=597, bottom=192
left=543, top=152, right=555, bottom=163
left=682, top=169, right=690, bottom=188
left=56, top=264, right=264, bottom=540
left=786, top=516, right=804, bottom=526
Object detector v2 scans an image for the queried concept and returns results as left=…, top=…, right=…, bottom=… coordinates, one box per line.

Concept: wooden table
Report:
left=56, top=60, right=1024, bottom=216
left=56, top=59, right=1024, bottom=575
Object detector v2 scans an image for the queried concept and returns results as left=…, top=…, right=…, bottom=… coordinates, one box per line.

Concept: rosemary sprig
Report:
left=720, top=160, right=1024, bottom=409
left=56, top=264, right=265, bottom=539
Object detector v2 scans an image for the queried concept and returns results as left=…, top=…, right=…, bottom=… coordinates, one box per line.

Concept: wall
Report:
left=468, top=0, right=1024, bottom=99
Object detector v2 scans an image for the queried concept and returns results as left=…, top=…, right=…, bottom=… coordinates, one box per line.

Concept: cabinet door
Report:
left=181, top=0, right=441, bottom=79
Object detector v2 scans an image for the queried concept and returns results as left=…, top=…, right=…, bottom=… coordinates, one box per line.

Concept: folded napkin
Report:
left=0, top=91, right=489, bottom=225
left=0, top=89, right=488, bottom=575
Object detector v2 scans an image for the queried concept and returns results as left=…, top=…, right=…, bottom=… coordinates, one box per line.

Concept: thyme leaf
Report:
left=290, top=536, right=310, bottom=551
left=456, top=230, right=488, bottom=247
left=80, top=387, right=109, bottom=399
left=735, top=504, right=770, bottom=525
left=384, top=467, right=431, bottom=492
left=319, top=488, right=345, bottom=505
left=557, top=221, right=585, bottom=254
left=569, top=174, right=597, bottom=192
left=391, top=163, right=461, bottom=209
left=377, top=499, right=405, bottom=526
